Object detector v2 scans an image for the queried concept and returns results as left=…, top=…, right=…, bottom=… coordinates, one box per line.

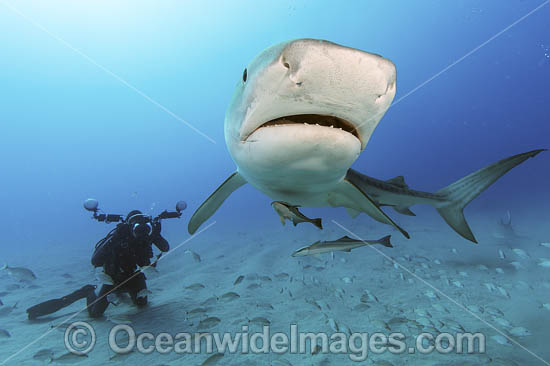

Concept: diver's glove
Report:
left=152, top=220, right=161, bottom=236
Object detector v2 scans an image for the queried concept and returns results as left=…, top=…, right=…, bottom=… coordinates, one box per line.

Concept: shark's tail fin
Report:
left=377, top=235, right=393, bottom=248
left=435, top=149, right=546, bottom=243
left=312, top=218, right=323, bottom=230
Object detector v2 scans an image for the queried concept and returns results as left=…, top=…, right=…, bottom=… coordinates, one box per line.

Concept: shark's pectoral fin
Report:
left=330, top=179, right=410, bottom=239
left=188, top=172, right=247, bottom=234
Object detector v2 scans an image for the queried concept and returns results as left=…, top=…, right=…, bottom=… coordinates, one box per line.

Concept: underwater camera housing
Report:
left=83, top=198, right=187, bottom=224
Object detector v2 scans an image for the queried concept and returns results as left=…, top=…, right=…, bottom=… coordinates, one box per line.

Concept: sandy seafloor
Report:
left=1, top=209, right=550, bottom=366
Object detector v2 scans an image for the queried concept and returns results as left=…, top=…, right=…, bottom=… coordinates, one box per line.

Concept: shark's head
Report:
left=224, top=39, right=396, bottom=198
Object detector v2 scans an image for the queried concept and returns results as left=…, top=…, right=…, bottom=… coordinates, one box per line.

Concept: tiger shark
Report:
left=188, top=38, right=545, bottom=243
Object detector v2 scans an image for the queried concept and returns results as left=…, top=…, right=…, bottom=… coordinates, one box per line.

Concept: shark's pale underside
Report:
left=188, top=39, right=545, bottom=243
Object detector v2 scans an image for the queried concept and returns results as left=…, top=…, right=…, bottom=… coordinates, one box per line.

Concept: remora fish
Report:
left=0, top=264, right=36, bottom=282
left=292, top=235, right=392, bottom=257
left=271, top=201, right=322, bottom=229
left=186, top=38, right=546, bottom=243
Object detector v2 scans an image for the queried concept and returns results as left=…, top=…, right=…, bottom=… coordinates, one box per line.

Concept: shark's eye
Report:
left=242, top=68, right=247, bottom=83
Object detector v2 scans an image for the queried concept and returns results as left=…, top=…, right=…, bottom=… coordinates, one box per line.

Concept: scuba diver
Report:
left=26, top=199, right=186, bottom=320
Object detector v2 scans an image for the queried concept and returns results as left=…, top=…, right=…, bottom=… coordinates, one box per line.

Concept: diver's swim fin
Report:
left=188, top=172, right=247, bottom=234
left=26, top=285, right=95, bottom=320
left=330, top=178, right=410, bottom=239
left=435, top=149, right=547, bottom=243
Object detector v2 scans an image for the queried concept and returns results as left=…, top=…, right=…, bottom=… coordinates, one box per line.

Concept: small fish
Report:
left=139, top=265, right=159, bottom=277
left=202, top=353, right=224, bottom=366
left=0, top=329, right=10, bottom=338
left=272, top=358, right=293, bottom=366
left=425, top=290, right=439, bottom=300
left=201, top=296, right=217, bottom=306
left=185, top=283, right=205, bottom=290
left=538, top=258, right=550, bottom=268
left=452, top=280, right=464, bottom=288
left=0, top=264, right=36, bottom=282
left=292, top=235, right=392, bottom=257
left=498, top=249, right=506, bottom=260
left=187, top=307, right=209, bottom=317
left=184, top=249, right=202, bottom=263
left=327, top=317, right=339, bottom=332
left=220, top=292, right=240, bottom=302
left=249, top=317, right=271, bottom=326
left=256, top=303, right=274, bottom=310
left=274, top=272, right=289, bottom=280
left=510, top=261, right=522, bottom=270
left=247, top=283, right=261, bottom=289
left=0, top=302, right=18, bottom=317
left=353, top=303, right=370, bottom=312
left=509, top=326, right=531, bottom=337
left=493, top=317, right=513, bottom=328
left=107, top=314, right=133, bottom=325
left=32, top=348, right=54, bottom=362
left=497, top=286, right=511, bottom=299
left=109, top=350, right=134, bottom=361
left=51, top=352, right=88, bottom=363
left=198, top=317, right=221, bottom=330
left=512, top=248, right=529, bottom=259
left=271, top=201, right=322, bottom=229
left=341, top=276, right=353, bottom=284
left=370, top=319, right=390, bottom=331
left=485, top=306, right=504, bottom=317
left=491, top=335, right=512, bottom=346
left=233, top=275, right=244, bottom=285
left=466, top=305, right=484, bottom=314
left=540, top=242, right=550, bottom=248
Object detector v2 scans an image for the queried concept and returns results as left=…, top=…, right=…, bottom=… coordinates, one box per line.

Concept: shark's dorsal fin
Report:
left=386, top=176, right=408, bottom=189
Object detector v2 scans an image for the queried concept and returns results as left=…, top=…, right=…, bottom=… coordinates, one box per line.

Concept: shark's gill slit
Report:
left=253, top=114, right=359, bottom=140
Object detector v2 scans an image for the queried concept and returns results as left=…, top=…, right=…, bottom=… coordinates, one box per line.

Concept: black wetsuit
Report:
left=86, top=223, right=169, bottom=317
left=26, top=223, right=169, bottom=320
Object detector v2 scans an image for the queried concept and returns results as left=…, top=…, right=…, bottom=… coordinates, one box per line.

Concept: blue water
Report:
left=0, top=1, right=549, bottom=365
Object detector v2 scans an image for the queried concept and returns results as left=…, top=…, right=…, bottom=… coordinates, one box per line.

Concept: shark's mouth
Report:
left=248, top=114, right=360, bottom=142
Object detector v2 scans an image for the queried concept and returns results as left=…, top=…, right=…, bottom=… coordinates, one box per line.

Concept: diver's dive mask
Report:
left=127, top=211, right=153, bottom=240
